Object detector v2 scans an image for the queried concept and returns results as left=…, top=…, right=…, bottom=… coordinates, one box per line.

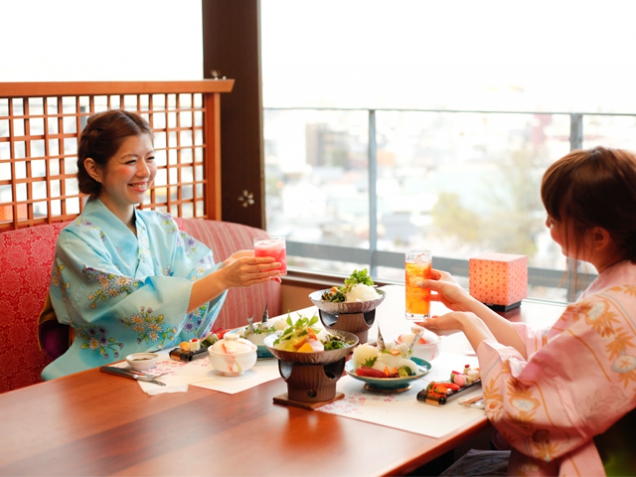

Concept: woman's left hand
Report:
left=421, top=311, right=496, bottom=352
left=419, top=312, right=471, bottom=336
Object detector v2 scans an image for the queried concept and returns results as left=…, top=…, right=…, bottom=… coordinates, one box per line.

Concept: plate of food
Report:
left=263, top=313, right=358, bottom=365
left=345, top=342, right=431, bottom=392
left=309, top=269, right=385, bottom=315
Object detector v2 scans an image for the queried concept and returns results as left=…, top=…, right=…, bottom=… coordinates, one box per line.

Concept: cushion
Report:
left=0, top=223, right=67, bottom=393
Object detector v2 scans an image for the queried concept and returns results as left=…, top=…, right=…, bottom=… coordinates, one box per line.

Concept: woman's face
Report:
left=95, top=133, right=156, bottom=216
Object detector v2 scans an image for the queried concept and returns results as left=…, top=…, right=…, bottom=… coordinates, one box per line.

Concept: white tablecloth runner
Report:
left=110, top=351, right=281, bottom=395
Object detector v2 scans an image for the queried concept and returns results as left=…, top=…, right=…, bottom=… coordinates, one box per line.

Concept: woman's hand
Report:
left=218, top=255, right=281, bottom=288
left=417, top=312, right=468, bottom=336
left=189, top=253, right=281, bottom=312
left=420, top=311, right=496, bottom=352
left=421, top=268, right=477, bottom=312
left=220, top=250, right=254, bottom=268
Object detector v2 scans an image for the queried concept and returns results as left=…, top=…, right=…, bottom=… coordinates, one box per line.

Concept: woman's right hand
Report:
left=421, top=268, right=477, bottom=312
left=218, top=255, right=281, bottom=288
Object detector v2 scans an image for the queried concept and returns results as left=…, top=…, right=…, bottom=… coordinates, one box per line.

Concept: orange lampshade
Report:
left=469, top=252, right=527, bottom=310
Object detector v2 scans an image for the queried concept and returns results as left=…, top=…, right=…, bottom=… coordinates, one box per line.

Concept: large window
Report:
left=261, top=1, right=636, bottom=302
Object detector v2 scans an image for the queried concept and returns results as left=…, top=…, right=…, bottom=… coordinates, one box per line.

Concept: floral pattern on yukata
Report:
left=157, top=212, right=178, bottom=235
left=120, top=306, right=177, bottom=349
left=137, top=231, right=151, bottom=264
left=181, top=232, right=200, bottom=257
left=83, top=268, right=141, bottom=308
left=183, top=304, right=210, bottom=336
left=73, top=218, right=107, bottom=241
left=485, top=286, right=636, bottom=471
left=51, top=262, right=71, bottom=302
left=76, top=324, right=124, bottom=360
left=191, top=254, right=215, bottom=281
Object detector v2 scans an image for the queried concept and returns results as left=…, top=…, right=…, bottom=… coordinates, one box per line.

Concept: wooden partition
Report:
left=0, top=80, right=233, bottom=231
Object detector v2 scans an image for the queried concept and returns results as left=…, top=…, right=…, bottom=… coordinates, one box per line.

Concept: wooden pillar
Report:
left=202, top=0, right=265, bottom=229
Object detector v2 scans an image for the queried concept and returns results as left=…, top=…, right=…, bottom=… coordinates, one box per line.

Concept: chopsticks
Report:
left=458, top=394, right=484, bottom=407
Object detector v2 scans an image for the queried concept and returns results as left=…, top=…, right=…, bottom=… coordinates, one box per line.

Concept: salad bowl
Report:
left=345, top=357, right=432, bottom=393
left=263, top=330, right=358, bottom=365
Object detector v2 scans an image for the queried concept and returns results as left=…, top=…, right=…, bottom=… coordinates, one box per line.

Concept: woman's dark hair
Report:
left=541, top=146, right=636, bottom=263
left=77, top=110, right=153, bottom=196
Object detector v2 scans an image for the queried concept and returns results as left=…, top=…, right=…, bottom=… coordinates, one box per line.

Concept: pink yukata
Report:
left=477, top=260, right=636, bottom=476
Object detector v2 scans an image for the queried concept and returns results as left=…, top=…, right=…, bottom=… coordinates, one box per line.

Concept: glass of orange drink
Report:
left=405, top=250, right=432, bottom=320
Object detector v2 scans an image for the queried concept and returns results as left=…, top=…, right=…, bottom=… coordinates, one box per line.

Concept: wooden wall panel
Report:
left=0, top=81, right=233, bottom=231
left=202, top=0, right=265, bottom=229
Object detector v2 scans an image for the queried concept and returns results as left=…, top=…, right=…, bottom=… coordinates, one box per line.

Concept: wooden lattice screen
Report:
left=0, top=80, right=233, bottom=231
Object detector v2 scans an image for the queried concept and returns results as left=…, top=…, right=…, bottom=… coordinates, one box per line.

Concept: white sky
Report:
left=260, top=0, right=636, bottom=113
left=1, top=0, right=636, bottom=113
left=0, top=0, right=203, bottom=81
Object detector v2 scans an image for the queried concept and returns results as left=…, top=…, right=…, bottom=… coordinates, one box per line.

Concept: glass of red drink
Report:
left=254, top=236, right=287, bottom=276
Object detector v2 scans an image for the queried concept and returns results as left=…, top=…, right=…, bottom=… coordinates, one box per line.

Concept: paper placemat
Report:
left=111, top=351, right=281, bottom=395
left=317, top=351, right=484, bottom=438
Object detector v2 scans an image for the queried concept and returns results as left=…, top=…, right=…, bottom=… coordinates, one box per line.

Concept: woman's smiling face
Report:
left=95, top=133, right=156, bottom=218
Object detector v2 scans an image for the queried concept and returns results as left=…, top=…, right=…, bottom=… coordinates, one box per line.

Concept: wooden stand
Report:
left=273, top=392, right=345, bottom=410
left=277, top=357, right=346, bottom=403
left=318, top=309, right=376, bottom=344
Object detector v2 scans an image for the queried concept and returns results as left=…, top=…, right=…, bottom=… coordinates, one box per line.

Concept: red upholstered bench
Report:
left=0, top=218, right=281, bottom=393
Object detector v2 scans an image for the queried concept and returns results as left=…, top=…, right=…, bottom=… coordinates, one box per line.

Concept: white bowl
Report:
left=208, top=335, right=258, bottom=376
left=126, top=353, right=159, bottom=371
left=396, top=331, right=441, bottom=362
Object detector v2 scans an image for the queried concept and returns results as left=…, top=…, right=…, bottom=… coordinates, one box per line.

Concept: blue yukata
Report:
left=42, top=199, right=227, bottom=380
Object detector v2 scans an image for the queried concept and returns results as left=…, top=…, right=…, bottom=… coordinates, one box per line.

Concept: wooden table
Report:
left=0, top=286, right=566, bottom=476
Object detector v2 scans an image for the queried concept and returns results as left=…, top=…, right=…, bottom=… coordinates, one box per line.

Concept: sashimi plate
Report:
left=345, top=357, right=431, bottom=393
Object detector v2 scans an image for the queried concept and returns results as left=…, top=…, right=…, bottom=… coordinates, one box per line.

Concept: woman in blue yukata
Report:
left=41, top=110, right=281, bottom=380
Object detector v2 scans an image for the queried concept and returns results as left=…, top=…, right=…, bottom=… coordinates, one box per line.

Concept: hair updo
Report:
left=541, top=146, right=636, bottom=263
left=77, top=110, right=153, bottom=196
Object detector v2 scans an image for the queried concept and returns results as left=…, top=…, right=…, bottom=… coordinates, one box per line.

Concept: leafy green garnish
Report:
left=274, top=313, right=321, bottom=346
left=345, top=268, right=374, bottom=288
left=362, top=357, right=377, bottom=367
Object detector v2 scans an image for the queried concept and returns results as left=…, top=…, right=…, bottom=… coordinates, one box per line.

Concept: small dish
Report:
left=228, top=325, right=278, bottom=359
left=126, top=353, right=159, bottom=371
left=208, top=335, right=258, bottom=376
left=345, top=357, right=432, bottom=393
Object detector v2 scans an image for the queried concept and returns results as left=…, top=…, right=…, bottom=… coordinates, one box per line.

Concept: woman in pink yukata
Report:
left=421, top=147, right=636, bottom=476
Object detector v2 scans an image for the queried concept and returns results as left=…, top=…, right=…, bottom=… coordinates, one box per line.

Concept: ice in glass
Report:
left=254, top=236, right=287, bottom=276
left=405, top=250, right=432, bottom=320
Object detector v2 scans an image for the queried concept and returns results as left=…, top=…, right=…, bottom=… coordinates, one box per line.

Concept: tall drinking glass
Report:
left=254, top=236, right=287, bottom=276
left=405, top=250, right=432, bottom=320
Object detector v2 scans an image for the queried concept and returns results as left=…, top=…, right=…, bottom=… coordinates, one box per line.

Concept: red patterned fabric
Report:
left=0, top=223, right=68, bottom=393
left=0, top=218, right=281, bottom=393
left=181, top=219, right=282, bottom=330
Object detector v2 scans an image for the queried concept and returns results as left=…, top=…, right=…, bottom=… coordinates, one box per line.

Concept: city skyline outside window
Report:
left=260, top=1, right=636, bottom=301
